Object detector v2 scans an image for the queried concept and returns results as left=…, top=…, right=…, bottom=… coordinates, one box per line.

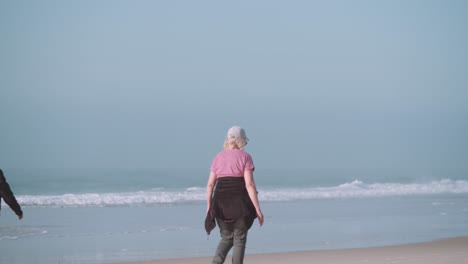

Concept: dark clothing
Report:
left=0, top=169, right=23, bottom=217
left=205, top=177, right=256, bottom=235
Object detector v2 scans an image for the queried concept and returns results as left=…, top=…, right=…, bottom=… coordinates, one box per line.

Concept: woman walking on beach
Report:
left=205, top=126, right=264, bottom=264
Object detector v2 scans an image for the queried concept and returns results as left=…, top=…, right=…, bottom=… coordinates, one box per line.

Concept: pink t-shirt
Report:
left=210, top=149, right=255, bottom=178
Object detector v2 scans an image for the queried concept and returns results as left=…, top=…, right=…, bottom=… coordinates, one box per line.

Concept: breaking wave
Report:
left=17, top=179, right=468, bottom=207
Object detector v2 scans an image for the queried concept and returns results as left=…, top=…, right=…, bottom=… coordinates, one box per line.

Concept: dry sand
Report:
left=116, top=236, right=468, bottom=264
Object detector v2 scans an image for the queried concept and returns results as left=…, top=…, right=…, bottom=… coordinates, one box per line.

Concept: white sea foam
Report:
left=16, top=179, right=468, bottom=207
left=261, top=179, right=468, bottom=201
left=0, top=227, right=48, bottom=241
left=18, top=190, right=206, bottom=207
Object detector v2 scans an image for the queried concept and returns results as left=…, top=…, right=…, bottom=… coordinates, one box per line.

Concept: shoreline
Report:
left=116, top=236, right=468, bottom=264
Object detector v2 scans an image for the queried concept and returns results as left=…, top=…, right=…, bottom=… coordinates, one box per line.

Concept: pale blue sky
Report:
left=1, top=0, right=467, bottom=171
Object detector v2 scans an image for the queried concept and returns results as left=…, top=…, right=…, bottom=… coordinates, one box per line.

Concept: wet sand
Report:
left=116, top=236, right=468, bottom=264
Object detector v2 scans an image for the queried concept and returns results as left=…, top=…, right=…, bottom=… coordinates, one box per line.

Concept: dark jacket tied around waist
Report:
left=205, top=177, right=256, bottom=235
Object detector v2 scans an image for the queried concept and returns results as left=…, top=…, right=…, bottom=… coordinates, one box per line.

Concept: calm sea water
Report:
left=1, top=167, right=468, bottom=264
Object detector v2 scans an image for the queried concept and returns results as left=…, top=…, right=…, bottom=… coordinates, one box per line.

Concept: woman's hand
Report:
left=256, top=209, right=264, bottom=226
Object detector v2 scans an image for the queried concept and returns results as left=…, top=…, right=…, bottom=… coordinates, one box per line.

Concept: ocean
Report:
left=1, top=167, right=467, bottom=264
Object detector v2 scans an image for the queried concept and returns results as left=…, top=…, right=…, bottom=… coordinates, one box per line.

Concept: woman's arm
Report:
left=0, top=171, right=23, bottom=220
left=206, top=171, right=217, bottom=213
left=244, top=170, right=264, bottom=226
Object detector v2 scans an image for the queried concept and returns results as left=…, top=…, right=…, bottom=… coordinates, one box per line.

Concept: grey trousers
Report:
left=212, top=217, right=249, bottom=264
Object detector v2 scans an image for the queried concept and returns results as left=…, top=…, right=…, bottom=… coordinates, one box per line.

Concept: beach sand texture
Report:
left=117, top=236, right=468, bottom=264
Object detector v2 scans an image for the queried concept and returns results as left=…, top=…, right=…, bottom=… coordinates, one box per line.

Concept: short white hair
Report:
left=224, top=136, right=248, bottom=149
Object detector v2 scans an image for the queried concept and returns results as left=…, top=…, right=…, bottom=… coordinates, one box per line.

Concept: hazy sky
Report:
left=1, top=0, right=467, bottom=171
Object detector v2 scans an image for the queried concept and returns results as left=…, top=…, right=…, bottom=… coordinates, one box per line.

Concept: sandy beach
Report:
left=117, top=236, right=468, bottom=264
